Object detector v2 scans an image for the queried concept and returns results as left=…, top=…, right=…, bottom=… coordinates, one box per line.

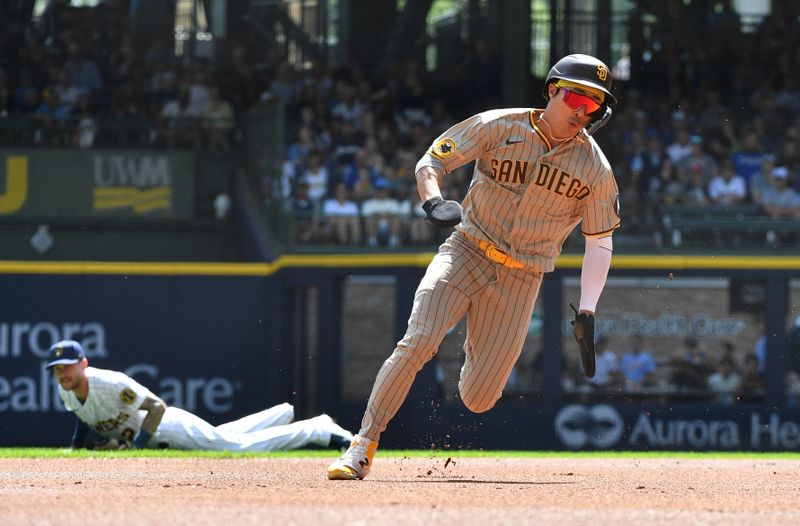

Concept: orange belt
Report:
left=461, top=232, right=525, bottom=269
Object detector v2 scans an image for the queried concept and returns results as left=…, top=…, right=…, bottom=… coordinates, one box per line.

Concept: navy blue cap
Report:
left=46, top=340, right=85, bottom=369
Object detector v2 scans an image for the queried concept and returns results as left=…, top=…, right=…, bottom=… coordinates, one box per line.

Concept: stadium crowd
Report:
left=3, top=2, right=800, bottom=249
left=559, top=334, right=769, bottom=405
left=5, top=2, right=800, bottom=403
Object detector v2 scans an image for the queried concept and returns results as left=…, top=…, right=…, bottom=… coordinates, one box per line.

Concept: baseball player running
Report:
left=47, top=340, right=353, bottom=451
left=328, top=54, right=620, bottom=480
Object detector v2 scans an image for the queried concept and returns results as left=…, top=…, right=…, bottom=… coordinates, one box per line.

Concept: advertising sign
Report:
left=0, top=150, right=194, bottom=218
left=553, top=403, right=800, bottom=451
left=0, top=273, right=273, bottom=446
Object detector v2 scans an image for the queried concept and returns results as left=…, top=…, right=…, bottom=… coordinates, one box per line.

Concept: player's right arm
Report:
left=133, top=394, right=167, bottom=448
left=415, top=112, right=492, bottom=182
left=416, top=165, right=445, bottom=203
left=415, top=112, right=492, bottom=227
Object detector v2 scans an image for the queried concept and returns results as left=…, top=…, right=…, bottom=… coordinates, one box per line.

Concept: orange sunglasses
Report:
left=560, top=88, right=602, bottom=114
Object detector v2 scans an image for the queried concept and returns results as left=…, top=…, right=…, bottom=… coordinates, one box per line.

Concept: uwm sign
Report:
left=0, top=150, right=194, bottom=218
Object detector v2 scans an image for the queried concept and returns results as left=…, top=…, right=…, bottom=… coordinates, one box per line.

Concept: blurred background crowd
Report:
left=3, top=0, right=800, bottom=404
left=3, top=1, right=800, bottom=251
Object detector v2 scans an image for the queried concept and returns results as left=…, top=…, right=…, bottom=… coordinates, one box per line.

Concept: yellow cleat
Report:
left=327, top=435, right=378, bottom=480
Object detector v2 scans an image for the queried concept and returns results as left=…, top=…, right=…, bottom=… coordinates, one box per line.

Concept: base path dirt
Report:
left=1, top=456, right=798, bottom=525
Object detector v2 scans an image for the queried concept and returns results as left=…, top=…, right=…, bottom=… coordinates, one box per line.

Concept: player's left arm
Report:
left=579, top=163, right=620, bottom=314
left=570, top=233, right=613, bottom=379
left=571, top=163, right=619, bottom=378
left=133, top=394, right=167, bottom=448
left=579, top=234, right=613, bottom=315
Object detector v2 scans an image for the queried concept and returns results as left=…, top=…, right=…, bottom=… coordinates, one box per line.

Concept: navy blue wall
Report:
left=3, top=257, right=800, bottom=450
left=0, top=272, right=280, bottom=446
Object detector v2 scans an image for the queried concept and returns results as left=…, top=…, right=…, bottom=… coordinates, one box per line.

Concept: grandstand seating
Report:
left=659, top=203, right=800, bottom=249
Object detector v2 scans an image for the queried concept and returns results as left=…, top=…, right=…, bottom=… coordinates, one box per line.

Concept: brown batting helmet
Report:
left=542, top=54, right=617, bottom=105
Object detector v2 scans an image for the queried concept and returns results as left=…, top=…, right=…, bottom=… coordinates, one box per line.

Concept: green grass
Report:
left=2, top=448, right=800, bottom=460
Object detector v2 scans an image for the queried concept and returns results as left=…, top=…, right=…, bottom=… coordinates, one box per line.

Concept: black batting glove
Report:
left=570, top=303, right=596, bottom=378
left=422, top=196, right=463, bottom=228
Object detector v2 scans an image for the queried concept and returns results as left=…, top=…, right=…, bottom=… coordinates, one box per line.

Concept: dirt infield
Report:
left=2, top=456, right=799, bottom=525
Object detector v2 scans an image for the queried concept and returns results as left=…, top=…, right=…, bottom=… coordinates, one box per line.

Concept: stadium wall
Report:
left=1, top=256, right=799, bottom=450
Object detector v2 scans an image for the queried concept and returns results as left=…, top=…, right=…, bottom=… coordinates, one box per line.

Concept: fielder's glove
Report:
left=422, top=196, right=463, bottom=228
left=570, top=303, right=596, bottom=378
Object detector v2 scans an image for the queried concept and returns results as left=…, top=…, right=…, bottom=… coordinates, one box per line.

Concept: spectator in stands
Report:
left=716, top=340, right=737, bottom=364
left=33, top=86, right=72, bottom=146
left=749, top=154, right=777, bottom=206
left=108, top=33, right=143, bottom=87
left=620, top=334, right=657, bottom=392
left=707, top=357, right=740, bottom=405
left=340, top=148, right=383, bottom=202
left=269, top=62, right=301, bottom=108
left=669, top=356, right=708, bottom=397
left=678, top=135, right=717, bottom=184
left=737, top=353, right=764, bottom=402
left=666, top=128, right=693, bottom=165
left=145, top=61, right=179, bottom=110
left=321, top=183, right=361, bottom=245
left=669, top=336, right=712, bottom=399
left=72, top=92, right=96, bottom=148
left=679, top=336, right=713, bottom=375
left=330, top=117, right=363, bottom=167
left=202, top=86, right=235, bottom=151
left=361, top=179, right=402, bottom=247
left=587, top=335, right=623, bottom=391
left=708, top=159, right=747, bottom=205
left=63, top=41, right=103, bottom=94
left=331, top=83, right=366, bottom=127
left=732, top=129, right=766, bottom=180
left=159, top=83, right=201, bottom=148
left=299, top=150, right=330, bottom=205
left=287, top=125, right=316, bottom=169
left=53, top=68, right=84, bottom=112
left=681, top=161, right=711, bottom=205
left=653, top=157, right=685, bottom=205
left=374, top=118, right=401, bottom=162
left=302, top=105, right=334, bottom=151
left=760, top=166, right=800, bottom=219
left=11, top=69, right=39, bottom=114
left=703, top=112, right=738, bottom=161
left=186, top=64, right=213, bottom=117
left=291, top=181, right=319, bottom=244
left=629, top=132, right=663, bottom=201
left=397, top=182, right=436, bottom=245
left=697, top=91, right=729, bottom=135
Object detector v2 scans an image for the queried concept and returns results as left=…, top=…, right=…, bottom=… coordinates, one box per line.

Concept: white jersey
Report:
left=58, top=367, right=352, bottom=451
left=58, top=366, right=155, bottom=441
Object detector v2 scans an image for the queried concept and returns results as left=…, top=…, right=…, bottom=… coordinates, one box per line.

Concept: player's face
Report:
left=53, top=361, right=86, bottom=390
left=547, top=84, right=603, bottom=135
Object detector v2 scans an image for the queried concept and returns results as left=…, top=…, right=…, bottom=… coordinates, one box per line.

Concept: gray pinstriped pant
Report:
left=359, top=232, right=543, bottom=441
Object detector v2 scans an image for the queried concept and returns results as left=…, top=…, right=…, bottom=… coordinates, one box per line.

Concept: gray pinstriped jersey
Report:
left=58, top=367, right=154, bottom=440
left=416, top=108, right=620, bottom=272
